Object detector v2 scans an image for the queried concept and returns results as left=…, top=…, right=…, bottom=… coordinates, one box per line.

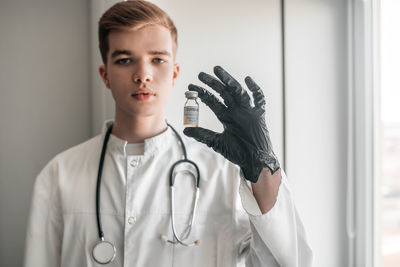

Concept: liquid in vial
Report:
left=183, top=91, right=199, bottom=127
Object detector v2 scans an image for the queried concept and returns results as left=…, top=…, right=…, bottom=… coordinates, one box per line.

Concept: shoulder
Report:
left=55, top=134, right=101, bottom=161
left=37, top=134, right=102, bottom=181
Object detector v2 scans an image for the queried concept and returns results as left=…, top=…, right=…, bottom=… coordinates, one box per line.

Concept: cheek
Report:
left=157, top=63, right=174, bottom=79
left=165, top=69, right=176, bottom=86
left=109, top=70, right=131, bottom=88
left=109, top=67, right=130, bottom=80
left=157, top=79, right=172, bottom=102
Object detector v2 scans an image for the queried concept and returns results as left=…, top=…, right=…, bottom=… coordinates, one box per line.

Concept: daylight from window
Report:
left=378, top=0, right=400, bottom=266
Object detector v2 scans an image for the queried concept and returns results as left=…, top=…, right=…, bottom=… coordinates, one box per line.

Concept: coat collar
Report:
left=101, top=120, right=175, bottom=157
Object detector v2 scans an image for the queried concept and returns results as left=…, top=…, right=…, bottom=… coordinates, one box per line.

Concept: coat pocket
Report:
left=171, top=218, right=218, bottom=267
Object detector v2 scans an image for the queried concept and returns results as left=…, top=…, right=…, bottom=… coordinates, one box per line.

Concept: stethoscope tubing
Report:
left=169, top=159, right=200, bottom=188
left=95, top=123, right=113, bottom=240
left=170, top=186, right=200, bottom=246
left=95, top=123, right=200, bottom=249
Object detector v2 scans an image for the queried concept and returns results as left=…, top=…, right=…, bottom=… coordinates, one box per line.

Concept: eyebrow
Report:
left=148, top=50, right=171, bottom=57
left=110, top=49, right=171, bottom=59
left=111, top=50, right=132, bottom=59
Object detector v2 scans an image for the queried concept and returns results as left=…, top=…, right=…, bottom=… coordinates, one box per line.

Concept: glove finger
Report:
left=245, top=76, right=266, bottom=111
left=198, top=72, right=224, bottom=94
left=198, top=72, right=235, bottom=107
left=213, top=66, right=251, bottom=108
left=188, top=84, right=227, bottom=120
left=183, top=127, right=220, bottom=149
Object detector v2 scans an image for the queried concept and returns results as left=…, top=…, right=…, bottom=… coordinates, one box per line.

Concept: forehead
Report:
left=107, top=24, right=174, bottom=57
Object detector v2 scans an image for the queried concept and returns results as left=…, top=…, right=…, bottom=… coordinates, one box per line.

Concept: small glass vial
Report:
left=183, top=91, right=199, bottom=127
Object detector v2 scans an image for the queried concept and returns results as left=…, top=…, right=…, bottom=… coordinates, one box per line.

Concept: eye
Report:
left=153, top=58, right=165, bottom=64
left=115, top=58, right=131, bottom=65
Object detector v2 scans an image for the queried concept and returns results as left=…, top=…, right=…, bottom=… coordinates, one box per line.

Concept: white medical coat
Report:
left=24, top=121, right=313, bottom=267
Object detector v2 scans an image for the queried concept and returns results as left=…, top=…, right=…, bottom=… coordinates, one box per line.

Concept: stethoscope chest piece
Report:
left=92, top=239, right=116, bottom=265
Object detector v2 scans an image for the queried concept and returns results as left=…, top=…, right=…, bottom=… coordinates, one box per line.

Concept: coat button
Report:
left=128, top=216, right=136, bottom=225
left=130, top=159, right=139, bottom=167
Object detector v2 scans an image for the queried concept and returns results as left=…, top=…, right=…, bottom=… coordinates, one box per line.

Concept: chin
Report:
left=130, top=108, right=162, bottom=118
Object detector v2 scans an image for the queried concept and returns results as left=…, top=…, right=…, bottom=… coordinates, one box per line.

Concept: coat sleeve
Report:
left=238, top=170, right=314, bottom=267
left=24, top=161, right=63, bottom=267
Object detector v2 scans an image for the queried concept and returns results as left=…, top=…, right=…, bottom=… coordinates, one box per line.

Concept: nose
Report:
left=132, top=62, right=153, bottom=84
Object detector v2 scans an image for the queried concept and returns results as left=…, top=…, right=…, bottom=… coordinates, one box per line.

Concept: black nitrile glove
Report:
left=183, top=66, right=280, bottom=183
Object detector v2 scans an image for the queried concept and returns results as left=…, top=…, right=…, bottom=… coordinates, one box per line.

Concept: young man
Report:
left=24, top=1, right=313, bottom=266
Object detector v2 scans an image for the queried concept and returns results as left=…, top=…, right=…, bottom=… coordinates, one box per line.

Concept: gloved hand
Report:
left=183, top=66, right=280, bottom=183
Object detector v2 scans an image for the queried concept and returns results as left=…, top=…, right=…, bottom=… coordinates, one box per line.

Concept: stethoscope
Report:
left=92, top=123, right=200, bottom=265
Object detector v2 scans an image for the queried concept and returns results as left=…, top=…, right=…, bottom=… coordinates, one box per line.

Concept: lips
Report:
left=132, top=92, right=153, bottom=96
left=131, top=90, right=155, bottom=101
left=131, top=90, right=155, bottom=96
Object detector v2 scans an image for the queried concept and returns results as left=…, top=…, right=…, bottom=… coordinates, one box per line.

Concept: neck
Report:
left=111, top=110, right=168, bottom=144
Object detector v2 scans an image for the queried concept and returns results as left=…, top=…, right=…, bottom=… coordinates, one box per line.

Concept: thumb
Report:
left=183, top=127, right=220, bottom=149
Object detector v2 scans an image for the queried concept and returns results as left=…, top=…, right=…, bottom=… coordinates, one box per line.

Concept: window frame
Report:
left=347, top=0, right=381, bottom=266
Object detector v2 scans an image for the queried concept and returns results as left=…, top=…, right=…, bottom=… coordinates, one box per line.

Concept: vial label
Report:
left=184, top=106, right=199, bottom=127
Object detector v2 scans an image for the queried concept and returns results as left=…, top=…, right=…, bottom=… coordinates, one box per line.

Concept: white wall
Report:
left=154, top=0, right=284, bottom=163
left=90, top=0, right=121, bottom=135
left=285, top=0, right=349, bottom=266
left=91, top=0, right=285, bottom=164
left=0, top=1, right=91, bottom=266
left=149, top=1, right=351, bottom=265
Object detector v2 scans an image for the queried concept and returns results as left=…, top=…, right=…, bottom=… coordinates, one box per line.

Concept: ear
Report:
left=99, top=65, right=111, bottom=89
left=172, top=63, right=180, bottom=87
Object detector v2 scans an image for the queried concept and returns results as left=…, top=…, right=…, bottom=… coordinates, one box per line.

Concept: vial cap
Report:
left=185, top=91, right=198, bottom=99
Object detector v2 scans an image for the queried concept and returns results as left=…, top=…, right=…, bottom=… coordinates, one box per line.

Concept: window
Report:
left=377, top=0, right=400, bottom=266
left=350, top=0, right=400, bottom=266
